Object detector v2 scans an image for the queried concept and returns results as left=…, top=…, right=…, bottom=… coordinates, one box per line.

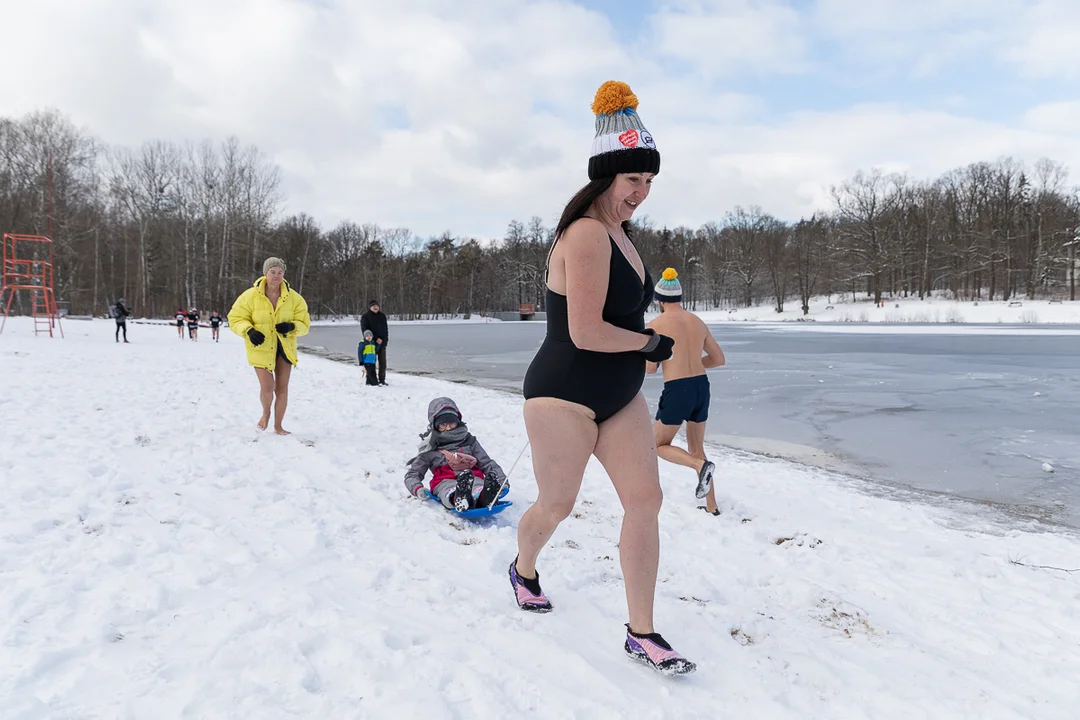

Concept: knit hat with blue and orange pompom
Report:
left=588, top=81, right=660, bottom=180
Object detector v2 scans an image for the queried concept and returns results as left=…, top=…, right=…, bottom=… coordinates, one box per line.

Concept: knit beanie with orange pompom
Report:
left=654, top=267, right=682, bottom=303
left=588, top=81, right=660, bottom=180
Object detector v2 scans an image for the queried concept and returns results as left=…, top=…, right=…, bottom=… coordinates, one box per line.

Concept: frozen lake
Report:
left=303, top=321, right=1080, bottom=528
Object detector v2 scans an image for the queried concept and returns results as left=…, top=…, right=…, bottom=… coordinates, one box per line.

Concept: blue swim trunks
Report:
left=655, top=375, right=710, bottom=425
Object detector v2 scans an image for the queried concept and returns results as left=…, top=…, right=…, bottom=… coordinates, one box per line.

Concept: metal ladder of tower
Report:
left=31, top=286, right=58, bottom=337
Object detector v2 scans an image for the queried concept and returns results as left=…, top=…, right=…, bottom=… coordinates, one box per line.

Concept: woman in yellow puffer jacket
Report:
left=228, top=257, right=311, bottom=435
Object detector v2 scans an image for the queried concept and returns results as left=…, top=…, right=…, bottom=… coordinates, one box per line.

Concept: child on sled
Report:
left=404, top=397, right=507, bottom=512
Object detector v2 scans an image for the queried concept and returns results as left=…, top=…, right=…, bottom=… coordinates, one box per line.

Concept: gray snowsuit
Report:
left=404, top=397, right=506, bottom=509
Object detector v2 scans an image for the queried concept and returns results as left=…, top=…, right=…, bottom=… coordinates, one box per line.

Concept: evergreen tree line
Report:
left=2, top=109, right=1078, bottom=320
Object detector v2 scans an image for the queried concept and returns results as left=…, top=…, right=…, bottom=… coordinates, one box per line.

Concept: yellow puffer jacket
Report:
left=228, top=277, right=311, bottom=369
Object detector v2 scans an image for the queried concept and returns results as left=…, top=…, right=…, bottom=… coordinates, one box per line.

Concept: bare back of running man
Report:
left=646, top=300, right=726, bottom=514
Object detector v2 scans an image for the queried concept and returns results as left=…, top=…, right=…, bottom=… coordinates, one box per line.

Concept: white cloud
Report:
left=648, top=0, right=808, bottom=77
left=1003, top=0, right=1080, bottom=78
left=646, top=103, right=1080, bottom=228
left=0, top=0, right=1077, bottom=242
left=813, top=0, right=1080, bottom=81
left=1023, top=101, right=1080, bottom=134
left=811, top=0, right=1020, bottom=76
left=813, top=0, right=1017, bottom=34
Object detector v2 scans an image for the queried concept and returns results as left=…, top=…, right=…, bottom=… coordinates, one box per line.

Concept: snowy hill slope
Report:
left=1, top=319, right=1078, bottom=719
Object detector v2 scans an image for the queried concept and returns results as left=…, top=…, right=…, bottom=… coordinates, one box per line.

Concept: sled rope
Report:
left=488, top=439, right=530, bottom=509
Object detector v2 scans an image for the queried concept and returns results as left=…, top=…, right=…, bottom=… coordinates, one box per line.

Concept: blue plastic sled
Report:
left=425, top=486, right=512, bottom=519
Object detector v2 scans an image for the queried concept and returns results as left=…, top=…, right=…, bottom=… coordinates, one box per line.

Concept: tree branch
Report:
left=1008, top=555, right=1080, bottom=574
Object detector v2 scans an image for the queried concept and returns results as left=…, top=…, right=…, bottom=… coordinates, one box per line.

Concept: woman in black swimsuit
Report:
left=511, top=82, right=694, bottom=674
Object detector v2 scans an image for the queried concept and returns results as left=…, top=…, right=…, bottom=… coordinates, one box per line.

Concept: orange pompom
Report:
left=591, top=81, right=639, bottom=116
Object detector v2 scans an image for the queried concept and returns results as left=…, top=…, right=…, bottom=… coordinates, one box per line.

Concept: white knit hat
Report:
left=588, top=81, right=660, bottom=180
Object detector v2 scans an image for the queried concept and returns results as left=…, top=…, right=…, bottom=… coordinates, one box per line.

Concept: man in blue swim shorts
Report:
left=646, top=268, right=727, bottom=515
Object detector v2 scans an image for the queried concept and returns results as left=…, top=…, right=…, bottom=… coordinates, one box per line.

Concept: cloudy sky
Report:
left=3, top=0, right=1079, bottom=239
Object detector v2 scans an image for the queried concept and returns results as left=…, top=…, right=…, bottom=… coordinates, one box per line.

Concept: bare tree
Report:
left=108, top=141, right=182, bottom=313
left=833, top=169, right=902, bottom=304
left=277, top=213, right=322, bottom=297
left=762, top=219, right=791, bottom=313
left=1026, top=158, right=1069, bottom=299
left=724, top=206, right=776, bottom=307
left=791, top=215, right=832, bottom=315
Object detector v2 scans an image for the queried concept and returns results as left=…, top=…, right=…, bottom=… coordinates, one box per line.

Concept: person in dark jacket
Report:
left=404, top=397, right=507, bottom=511
left=360, top=300, right=388, bottom=385
left=113, top=298, right=131, bottom=343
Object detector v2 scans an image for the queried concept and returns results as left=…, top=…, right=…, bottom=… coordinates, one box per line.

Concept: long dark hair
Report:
left=554, top=177, right=633, bottom=241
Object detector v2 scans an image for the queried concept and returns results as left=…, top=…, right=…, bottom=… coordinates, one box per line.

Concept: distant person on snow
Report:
left=358, top=329, right=379, bottom=386
left=404, top=397, right=507, bottom=512
left=360, top=300, right=388, bottom=385
left=646, top=268, right=726, bottom=515
left=175, top=308, right=186, bottom=339
left=112, top=298, right=131, bottom=343
left=186, top=307, right=200, bottom=341
left=228, top=256, right=311, bottom=435
left=209, top=310, right=223, bottom=342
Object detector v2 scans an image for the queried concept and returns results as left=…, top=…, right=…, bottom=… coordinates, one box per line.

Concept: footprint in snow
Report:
left=774, top=533, right=823, bottom=549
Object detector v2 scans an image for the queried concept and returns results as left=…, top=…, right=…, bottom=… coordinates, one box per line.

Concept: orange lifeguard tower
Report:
left=0, top=233, right=64, bottom=337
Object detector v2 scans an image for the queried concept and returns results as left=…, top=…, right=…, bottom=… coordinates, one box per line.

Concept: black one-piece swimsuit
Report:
left=522, top=236, right=653, bottom=423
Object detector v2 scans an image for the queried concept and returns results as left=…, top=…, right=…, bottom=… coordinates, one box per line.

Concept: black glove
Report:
left=639, top=330, right=675, bottom=362
left=247, top=328, right=265, bottom=346
left=275, top=322, right=295, bottom=335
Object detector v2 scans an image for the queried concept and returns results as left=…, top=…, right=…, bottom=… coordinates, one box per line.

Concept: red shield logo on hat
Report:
left=618, top=129, right=639, bottom=148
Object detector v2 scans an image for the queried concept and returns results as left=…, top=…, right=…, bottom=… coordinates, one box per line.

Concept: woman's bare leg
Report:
left=273, top=354, right=292, bottom=435
left=254, top=368, right=274, bottom=430
left=594, top=393, right=664, bottom=634
left=515, top=398, right=597, bottom=579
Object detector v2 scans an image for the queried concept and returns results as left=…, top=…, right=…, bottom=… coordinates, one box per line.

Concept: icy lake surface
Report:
left=304, top=321, right=1080, bottom=528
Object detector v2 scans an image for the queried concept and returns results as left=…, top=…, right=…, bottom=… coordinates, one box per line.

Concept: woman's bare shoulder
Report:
left=559, top=217, right=610, bottom=255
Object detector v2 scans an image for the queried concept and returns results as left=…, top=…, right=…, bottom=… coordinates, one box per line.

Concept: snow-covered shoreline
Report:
left=2, top=318, right=1078, bottom=718
left=305, top=296, right=1080, bottom=328
left=701, top=295, right=1080, bottom=325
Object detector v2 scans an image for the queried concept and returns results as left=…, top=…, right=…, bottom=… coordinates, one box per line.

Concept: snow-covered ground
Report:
left=2, top=318, right=1079, bottom=719
left=696, top=295, right=1080, bottom=325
